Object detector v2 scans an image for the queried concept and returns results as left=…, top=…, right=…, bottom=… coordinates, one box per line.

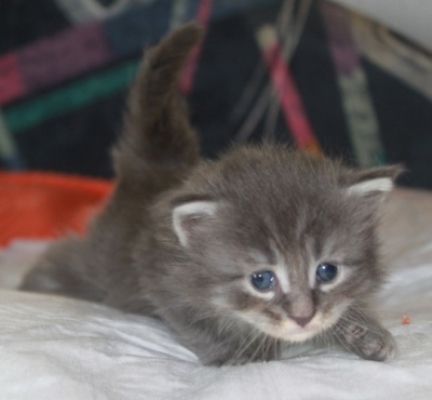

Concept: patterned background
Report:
left=1, top=0, right=432, bottom=189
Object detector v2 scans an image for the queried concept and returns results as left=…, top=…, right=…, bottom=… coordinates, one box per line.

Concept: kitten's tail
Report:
left=113, top=23, right=203, bottom=196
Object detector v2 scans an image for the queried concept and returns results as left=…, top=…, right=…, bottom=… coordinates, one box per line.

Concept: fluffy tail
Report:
left=113, top=23, right=203, bottom=199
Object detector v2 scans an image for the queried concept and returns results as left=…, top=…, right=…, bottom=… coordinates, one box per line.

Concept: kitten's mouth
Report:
left=235, top=303, right=349, bottom=343
left=248, top=309, right=344, bottom=343
left=246, top=316, right=324, bottom=342
left=282, top=323, right=321, bottom=342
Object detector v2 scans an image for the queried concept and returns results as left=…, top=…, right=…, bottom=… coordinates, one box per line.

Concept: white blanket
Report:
left=1, top=189, right=432, bottom=400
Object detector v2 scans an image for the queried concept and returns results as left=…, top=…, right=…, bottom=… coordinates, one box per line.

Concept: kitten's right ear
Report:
left=172, top=199, right=218, bottom=248
left=343, top=165, right=403, bottom=202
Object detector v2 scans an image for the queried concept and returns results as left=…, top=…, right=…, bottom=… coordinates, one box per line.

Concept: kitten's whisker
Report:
left=237, top=330, right=263, bottom=364
left=265, top=337, right=276, bottom=361
left=249, top=334, right=268, bottom=363
left=226, top=329, right=255, bottom=365
left=321, top=330, right=334, bottom=351
left=231, top=329, right=264, bottom=365
left=331, top=325, right=356, bottom=354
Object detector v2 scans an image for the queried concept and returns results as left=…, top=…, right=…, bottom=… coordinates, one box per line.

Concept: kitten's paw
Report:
left=343, top=324, right=396, bottom=361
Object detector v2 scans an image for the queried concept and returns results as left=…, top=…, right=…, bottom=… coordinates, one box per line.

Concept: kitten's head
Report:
left=165, top=145, right=401, bottom=342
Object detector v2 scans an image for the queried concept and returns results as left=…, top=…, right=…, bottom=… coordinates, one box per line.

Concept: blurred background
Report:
left=2, top=0, right=432, bottom=187
left=1, top=0, right=432, bottom=244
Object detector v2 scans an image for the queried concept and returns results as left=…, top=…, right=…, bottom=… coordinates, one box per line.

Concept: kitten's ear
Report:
left=344, top=165, right=403, bottom=200
left=172, top=199, right=218, bottom=248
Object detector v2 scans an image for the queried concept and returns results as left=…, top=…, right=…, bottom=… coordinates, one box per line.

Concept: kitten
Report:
left=21, top=23, right=401, bottom=366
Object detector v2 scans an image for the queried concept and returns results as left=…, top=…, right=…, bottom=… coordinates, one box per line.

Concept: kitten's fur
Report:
left=21, top=24, right=401, bottom=366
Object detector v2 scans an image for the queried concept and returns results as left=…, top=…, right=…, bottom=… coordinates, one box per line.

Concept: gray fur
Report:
left=21, top=23, right=401, bottom=366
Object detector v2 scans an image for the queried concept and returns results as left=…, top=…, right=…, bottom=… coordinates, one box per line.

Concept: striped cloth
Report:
left=1, top=0, right=432, bottom=189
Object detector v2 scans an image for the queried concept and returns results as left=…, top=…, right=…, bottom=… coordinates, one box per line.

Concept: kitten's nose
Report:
left=291, top=313, right=315, bottom=328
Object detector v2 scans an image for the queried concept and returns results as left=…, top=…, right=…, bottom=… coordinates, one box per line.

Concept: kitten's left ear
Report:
left=172, top=198, right=218, bottom=248
left=344, top=165, right=403, bottom=200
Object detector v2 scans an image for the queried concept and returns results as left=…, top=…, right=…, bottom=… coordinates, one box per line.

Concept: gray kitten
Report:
left=21, top=24, right=401, bottom=366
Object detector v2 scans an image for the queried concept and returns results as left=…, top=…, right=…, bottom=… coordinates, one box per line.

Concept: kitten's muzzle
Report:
left=282, top=291, right=316, bottom=328
left=291, top=312, right=315, bottom=328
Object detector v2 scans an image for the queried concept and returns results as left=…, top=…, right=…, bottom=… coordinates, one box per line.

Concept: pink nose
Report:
left=291, top=314, right=314, bottom=327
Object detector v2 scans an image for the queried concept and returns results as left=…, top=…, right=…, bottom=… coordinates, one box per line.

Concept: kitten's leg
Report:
left=21, top=234, right=156, bottom=313
left=21, top=25, right=203, bottom=303
left=333, top=304, right=396, bottom=361
left=20, top=236, right=105, bottom=302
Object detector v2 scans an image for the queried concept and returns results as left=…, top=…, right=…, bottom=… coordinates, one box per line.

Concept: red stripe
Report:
left=179, top=0, right=213, bottom=94
left=0, top=53, right=25, bottom=105
left=18, top=22, right=113, bottom=95
left=262, top=40, right=321, bottom=154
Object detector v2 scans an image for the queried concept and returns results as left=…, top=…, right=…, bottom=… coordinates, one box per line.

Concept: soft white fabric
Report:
left=1, top=189, right=432, bottom=400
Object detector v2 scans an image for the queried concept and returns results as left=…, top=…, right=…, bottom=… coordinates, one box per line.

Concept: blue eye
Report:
left=251, top=271, right=276, bottom=291
left=316, top=263, right=338, bottom=282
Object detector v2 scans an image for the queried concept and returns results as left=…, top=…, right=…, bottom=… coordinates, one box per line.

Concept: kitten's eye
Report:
left=251, top=271, right=276, bottom=291
left=316, top=263, right=338, bottom=283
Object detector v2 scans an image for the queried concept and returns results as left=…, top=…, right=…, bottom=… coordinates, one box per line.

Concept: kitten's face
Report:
left=168, top=147, right=394, bottom=343
left=211, top=243, right=353, bottom=343
left=176, top=201, right=380, bottom=343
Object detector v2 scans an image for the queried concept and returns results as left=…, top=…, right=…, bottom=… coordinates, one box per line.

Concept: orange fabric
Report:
left=0, top=171, right=113, bottom=247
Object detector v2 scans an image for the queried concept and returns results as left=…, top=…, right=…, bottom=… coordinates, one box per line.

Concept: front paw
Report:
left=341, top=323, right=396, bottom=361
